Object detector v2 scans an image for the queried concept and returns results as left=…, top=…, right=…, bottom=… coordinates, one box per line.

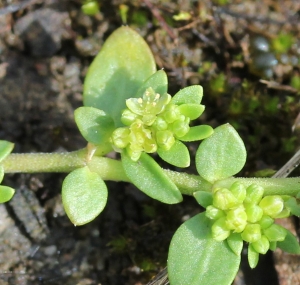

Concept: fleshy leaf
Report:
left=135, top=70, right=168, bottom=98
left=172, top=85, right=203, bottom=105
left=0, top=140, right=14, bottom=163
left=168, top=213, right=240, bottom=285
left=277, top=230, right=300, bottom=254
left=180, top=125, right=214, bottom=142
left=227, top=233, right=243, bottom=256
left=157, top=140, right=190, bottom=168
left=196, top=124, right=247, bottom=182
left=121, top=151, right=182, bottom=204
left=83, top=26, right=156, bottom=127
left=193, top=191, right=213, bottom=208
left=285, top=197, right=300, bottom=217
left=248, top=244, right=259, bottom=268
left=74, top=107, right=115, bottom=145
left=0, top=166, right=3, bottom=183
left=62, top=166, right=108, bottom=225
left=0, top=185, right=15, bottom=203
left=178, top=104, right=205, bottom=120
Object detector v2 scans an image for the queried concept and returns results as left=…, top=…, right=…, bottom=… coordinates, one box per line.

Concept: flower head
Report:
left=203, top=182, right=290, bottom=267
left=110, top=85, right=210, bottom=163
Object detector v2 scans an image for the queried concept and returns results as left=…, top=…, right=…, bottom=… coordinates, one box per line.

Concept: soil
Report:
left=0, top=0, right=299, bottom=285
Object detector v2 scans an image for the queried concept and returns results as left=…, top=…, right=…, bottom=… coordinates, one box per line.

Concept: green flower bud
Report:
left=142, top=114, right=157, bottom=126
left=259, top=196, right=284, bottom=218
left=212, top=217, right=230, bottom=241
left=143, top=137, right=157, bottom=153
left=213, top=188, right=239, bottom=210
left=171, top=116, right=190, bottom=138
left=263, top=224, right=287, bottom=242
left=241, top=224, right=261, bottom=243
left=244, top=184, right=264, bottom=204
left=226, top=206, right=247, bottom=233
left=121, top=109, right=139, bottom=125
left=229, top=182, right=246, bottom=203
left=274, top=208, right=290, bottom=219
left=162, top=104, right=181, bottom=123
left=259, top=215, right=274, bottom=229
left=206, top=205, right=225, bottom=220
left=251, top=235, right=270, bottom=254
left=156, top=130, right=175, bottom=150
left=245, top=204, right=263, bottom=223
left=126, top=147, right=142, bottom=161
left=152, top=117, right=168, bottom=131
left=111, top=128, right=130, bottom=149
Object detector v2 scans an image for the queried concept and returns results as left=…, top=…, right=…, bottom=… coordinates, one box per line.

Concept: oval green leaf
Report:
left=83, top=26, right=156, bottom=127
left=157, top=140, right=190, bottom=168
left=248, top=244, right=259, bottom=269
left=0, top=185, right=15, bottom=203
left=172, top=85, right=203, bottom=105
left=193, top=191, right=213, bottom=208
left=62, top=166, right=108, bottom=225
left=0, top=166, right=4, bottom=183
left=227, top=233, right=243, bottom=256
left=180, top=125, right=214, bottom=142
left=168, top=212, right=241, bottom=285
left=277, top=230, right=300, bottom=254
left=178, top=104, right=205, bottom=120
left=285, top=197, right=300, bottom=217
left=74, top=106, right=115, bottom=145
left=135, top=70, right=168, bottom=98
left=121, top=151, right=182, bottom=204
left=196, top=124, right=246, bottom=182
left=0, top=140, right=14, bottom=163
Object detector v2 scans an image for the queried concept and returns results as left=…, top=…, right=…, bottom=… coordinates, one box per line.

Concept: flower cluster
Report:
left=207, top=182, right=290, bottom=255
left=110, top=87, right=197, bottom=161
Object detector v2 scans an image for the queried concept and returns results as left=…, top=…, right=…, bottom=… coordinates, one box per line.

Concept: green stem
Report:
left=214, top=177, right=300, bottom=196
left=1, top=150, right=212, bottom=194
left=2, top=151, right=300, bottom=197
left=2, top=150, right=87, bottom=173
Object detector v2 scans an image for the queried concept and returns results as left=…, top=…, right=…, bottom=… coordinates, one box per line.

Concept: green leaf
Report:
left=180, top=125, right=214, bottom=142
left=178, top=104, right=205, bottom=120
left=168, top=213, right=241, bottom=285
left=172, top=85, right=203, bottom=105
left=157, top=140, right=190, bottom=168
left=285, top=197, right=300, bottom=217
left=277, top=230, right=300, bottom=254
left=135, top=70, right=168, bottom=98
left=227, top=233, right=243, bottom=256
left=121, top=151, right=182, bottom=204
left=196, top=124, right=246, bottom=182
left=74, top=107, right=115, bottom=145
left=0, top=185, right=15, bottom=203
left=248, top=244, right=259, bottom=269
left=83, top=26, right=156, bottom=127
left=0, top=140, right=14, bottom=163
left=62, top=166, right=108, bottom=225
left=193, top=191, right=213, bottom=208
left=0, top=166, right=4, bottom=183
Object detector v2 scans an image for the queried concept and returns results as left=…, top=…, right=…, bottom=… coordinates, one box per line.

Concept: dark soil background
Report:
left=0, top=0, right=299, bottom=284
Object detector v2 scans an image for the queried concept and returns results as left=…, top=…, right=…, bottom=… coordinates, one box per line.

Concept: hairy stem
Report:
left=214, top=177, right=300, bottom=196
left=2, top=149, right=87, bottom=173
left=2, top=151, right=300, bottom=196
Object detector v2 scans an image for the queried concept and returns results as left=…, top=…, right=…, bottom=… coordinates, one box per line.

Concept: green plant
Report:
left=1, top=26, right=300, bottom=285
